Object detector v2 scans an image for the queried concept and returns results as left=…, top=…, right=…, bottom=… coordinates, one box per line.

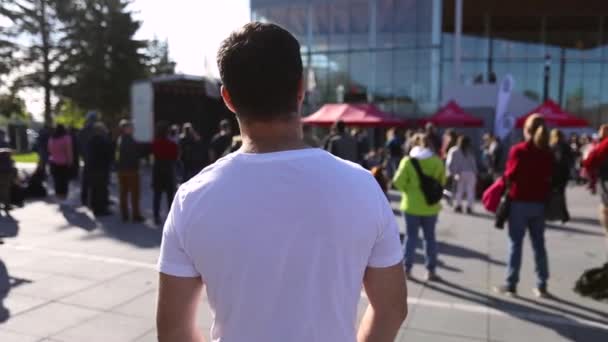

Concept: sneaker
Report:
left=493, top=285, right=517, bottom=297
left=466, top=207, right=473, bottom=215
left=454, top=206, right=463, bottom=213
left=533, top=287, right=551, bottom=298
left=425, top=271, right=441, bottom=282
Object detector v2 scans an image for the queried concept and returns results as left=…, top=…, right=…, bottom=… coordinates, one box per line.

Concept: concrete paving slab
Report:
left=0, top=330, right=41, bottom=342
left=10, top=274, right=96, bottom=301
left=0, top=302, right=100, bottom=337
left=52, top=312, right=153, bottom=342
left=59, top=270, right=152, bottom=310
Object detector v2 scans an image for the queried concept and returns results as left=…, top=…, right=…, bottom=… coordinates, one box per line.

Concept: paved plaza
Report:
left=0, top=166, right=607, bottom=341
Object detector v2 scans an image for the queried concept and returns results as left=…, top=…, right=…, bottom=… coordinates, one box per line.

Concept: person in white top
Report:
left=156, top=22, right=407, bottom=342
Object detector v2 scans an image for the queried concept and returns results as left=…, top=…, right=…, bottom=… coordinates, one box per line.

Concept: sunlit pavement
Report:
left=0, top=167, right=607, bottom=341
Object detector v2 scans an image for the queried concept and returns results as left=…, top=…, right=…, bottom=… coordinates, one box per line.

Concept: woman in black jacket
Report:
left=548, top=129, right=573, bottom=223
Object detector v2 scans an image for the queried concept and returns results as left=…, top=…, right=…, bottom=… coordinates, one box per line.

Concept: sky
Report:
left=19, top=0, right=250, bottom=120
left=131, top=0, right=250, bottom=77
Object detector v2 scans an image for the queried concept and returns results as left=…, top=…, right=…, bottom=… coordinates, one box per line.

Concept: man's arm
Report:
left=357, top=264, right=408, bottom=342
left=157, top=273, right=205, bottom=342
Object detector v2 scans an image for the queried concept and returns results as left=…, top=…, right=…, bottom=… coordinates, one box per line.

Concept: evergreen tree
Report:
left=146, top=38, right=176, bottom=76
left=0, top=1, right=17, bottom=76
left=57, top=0, right=147, bottom=123
left=1, top=0, right=70, bottom=124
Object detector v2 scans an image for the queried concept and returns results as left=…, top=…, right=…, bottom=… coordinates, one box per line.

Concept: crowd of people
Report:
left=311, top=117, right=608, bottom=295
left=0, top=113, right=240, bottom=225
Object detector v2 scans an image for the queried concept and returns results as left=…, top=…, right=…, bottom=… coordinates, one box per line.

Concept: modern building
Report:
left=251, top=0, right=608, bottom=127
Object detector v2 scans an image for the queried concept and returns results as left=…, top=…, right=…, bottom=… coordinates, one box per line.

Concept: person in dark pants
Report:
left=179, top=123, right=208, bottom=182
left=86, top=122, right=114, bottom=216
left=549, top=129, right=573, bottom=222
left=0, top=148, right=16, bottom=214
left=78, top=111, right=98, bottom=206
left=494, top=114, right=553, bottom=298
left=116, top=119, right=144, bottom=222
left=47, top=124, right=74, bottom=201
left=152, top=122, right=178, bottom=225
left=68, top=127, right=81, bottom=181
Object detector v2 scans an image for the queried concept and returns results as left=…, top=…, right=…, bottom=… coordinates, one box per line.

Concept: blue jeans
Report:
left=506, top=201, right=549, bottom=290
left=404, top=214, right=438, bottom=273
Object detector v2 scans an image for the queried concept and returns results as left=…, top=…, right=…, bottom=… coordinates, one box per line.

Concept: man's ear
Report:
left=221, top=86, right=238, bottom=114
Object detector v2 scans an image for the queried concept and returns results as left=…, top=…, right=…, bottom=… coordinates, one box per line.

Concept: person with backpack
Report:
left=393, top=132, right=446, bottom=281
left=446, top=135, right=478, bottom=214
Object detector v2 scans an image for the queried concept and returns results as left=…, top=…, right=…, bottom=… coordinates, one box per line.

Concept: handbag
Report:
left=482, top=177, right=505, bottom=213
left=494, top=178, right=511, bottom=230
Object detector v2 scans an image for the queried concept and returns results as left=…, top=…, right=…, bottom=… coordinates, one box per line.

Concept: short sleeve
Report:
left=157, top=194, right=200, bottom=277
left=368, top=188, right=403, bottom=268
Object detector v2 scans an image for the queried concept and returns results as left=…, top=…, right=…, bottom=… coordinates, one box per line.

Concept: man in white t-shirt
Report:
left=156, top=22, right=407, bottom=342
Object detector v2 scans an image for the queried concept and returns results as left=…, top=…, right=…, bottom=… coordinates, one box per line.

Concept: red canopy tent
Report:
left=301, top=103, right=407, bottom=127
left=515, top=100, right=589, bottom=128
left=418, top=100, right=483, bottom=127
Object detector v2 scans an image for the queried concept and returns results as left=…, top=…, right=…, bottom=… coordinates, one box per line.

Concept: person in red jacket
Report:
left=494, top=114, right=554, bottom=298
left=583, top=124, right=608, bottom=235
left=152, top=122, right=179, bottom=225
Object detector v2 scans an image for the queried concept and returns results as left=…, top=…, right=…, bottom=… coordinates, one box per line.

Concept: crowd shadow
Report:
left=437, top=241, right=506, bottom=266
left=545, top=223, right=604, bottom=237
left=58, top=204, right=97, bottom=231
left=49, top=193, right=162, bottom=248
left=414, top=277, right=608, bottom=341
left=0, top=259, right=32, bottom=324
left=0, top=214, right=19, bottom=239
left=97, top=217, right=162, bottom=248
left=569, top=216, right=601, bottom=227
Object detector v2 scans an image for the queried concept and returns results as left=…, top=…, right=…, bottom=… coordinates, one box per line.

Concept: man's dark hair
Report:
left=217, top=22, right=303, bottom=121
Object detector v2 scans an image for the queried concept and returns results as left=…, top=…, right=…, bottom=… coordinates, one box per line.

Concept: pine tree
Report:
left=1, top=0, right=70, bottom=124
left=146, top=38, right=176, bottom=76
left=0, top=1, right=17, bottom=76
left=57, top=0, right=147, bottom=123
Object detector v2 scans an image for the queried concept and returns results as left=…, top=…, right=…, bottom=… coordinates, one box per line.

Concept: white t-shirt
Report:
left=158, top=148, right=402, bottom=342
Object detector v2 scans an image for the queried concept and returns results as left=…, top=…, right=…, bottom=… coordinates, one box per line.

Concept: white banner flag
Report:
left=495, top=75, right=515, bottom=139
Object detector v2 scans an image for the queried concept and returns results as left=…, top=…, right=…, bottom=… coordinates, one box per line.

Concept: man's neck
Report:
left=239, top=116, right=307, bottom=154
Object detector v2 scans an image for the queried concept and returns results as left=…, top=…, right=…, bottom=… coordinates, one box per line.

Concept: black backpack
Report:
left=410, top=158, right=443, bottom=205
left=574, top=263, right=608, bottom=300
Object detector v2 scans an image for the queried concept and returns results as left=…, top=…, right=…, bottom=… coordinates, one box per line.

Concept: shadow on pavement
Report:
left=545, top=223, right=604, bottom=237
left=413, top=277, right=608, bottom=341
left=59, top=204, right=97, bottom=231
left=74, top=213, right=162, bottom=248
left=0, top=259, right=32, bottom=324
left=569, top=216, right=601, bottom=227
left=98, top=217, right=162, bottom=248
left=0, top=213, right=19, bottom=239
left=438, top=241, right=506, bottom=266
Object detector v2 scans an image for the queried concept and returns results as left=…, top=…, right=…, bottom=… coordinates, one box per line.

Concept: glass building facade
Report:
left=251, top=0, right=608, bottom=126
